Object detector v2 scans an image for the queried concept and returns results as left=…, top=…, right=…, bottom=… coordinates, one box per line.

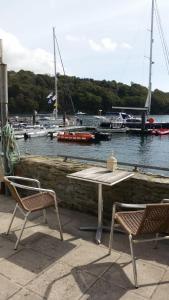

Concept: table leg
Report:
left=95, top=183, right=103, bottom=244
left=80, top=183, right=107, bottom=244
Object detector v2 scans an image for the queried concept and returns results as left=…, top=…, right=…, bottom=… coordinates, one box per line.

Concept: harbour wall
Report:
left=15, top=156, right=169, bottom=220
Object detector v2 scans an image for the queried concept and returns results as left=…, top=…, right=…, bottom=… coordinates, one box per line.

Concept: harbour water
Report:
left=17, top=115, right=169, bottom=176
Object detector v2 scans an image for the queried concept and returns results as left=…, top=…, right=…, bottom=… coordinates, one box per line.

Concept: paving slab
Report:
left=134, top=240, right=169, bottom=270
left=102, top=253, right=165, bottom=298
left=30, top=206, right=72, bottom=228
left=9, top=288, right=44, bottom=300
left=0, top=212, right=23, bottom=234
left=27, top=261, right=97, bottom=300
left=151, top=270, right=169, bottom=300
left=80, top=277, right=147, bottom=300
left=24, top=231, right=77, bottom=259
left=0, top=235, right=22, bottom=261
left=0, top=248, right=55, bottom=285
left=62, top=209, right=98, bottom=242
left=4, top=215, right=64, bottom=247
left=0, top=195, right=15, bottom=213
left=0, top=273, right=21, bottom=300
left=102, top=230, right=169, bottom=270
left=59, top=240, right=120, bottom=276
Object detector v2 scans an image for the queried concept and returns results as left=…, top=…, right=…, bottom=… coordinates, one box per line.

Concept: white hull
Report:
left=14, top=128, right=48, bottom=139
left=26, top=129, right=48, bottom=138
left=97, top=127, right=127, bottom=133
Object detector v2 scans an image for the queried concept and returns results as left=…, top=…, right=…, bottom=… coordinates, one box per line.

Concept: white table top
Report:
left=67, top=166, right=134, bottom=186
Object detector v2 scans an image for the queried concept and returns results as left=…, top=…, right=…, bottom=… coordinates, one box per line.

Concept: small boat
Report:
left=76, top=111, right=86, bottom=116
left=92, top=131, right=111, bottom=141
left=151, top=128, right=169, bottom=136
left=57, top=131, right=95, bottom=142
left=26, top=128, right=48, bottom=138
left=15, top=134, right=24, bottom=140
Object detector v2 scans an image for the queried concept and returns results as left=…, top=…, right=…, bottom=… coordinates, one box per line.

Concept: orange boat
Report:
left=57, top=131, right=95, bottom=142
left=151, top=128, right=169, bottom=136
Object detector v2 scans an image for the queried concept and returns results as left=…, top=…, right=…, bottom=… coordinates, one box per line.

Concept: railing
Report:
left=57, top=154, right=169, bottom=173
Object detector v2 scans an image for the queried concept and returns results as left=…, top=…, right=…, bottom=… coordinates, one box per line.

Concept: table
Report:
left=67, top=166, right=134, bottom=244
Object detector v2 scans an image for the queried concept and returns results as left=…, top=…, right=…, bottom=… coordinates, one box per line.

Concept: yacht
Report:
left=99, top=112, right=141, bottom=129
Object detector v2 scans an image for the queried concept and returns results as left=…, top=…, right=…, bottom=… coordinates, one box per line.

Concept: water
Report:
left=16, top=115, right=169, bottom=176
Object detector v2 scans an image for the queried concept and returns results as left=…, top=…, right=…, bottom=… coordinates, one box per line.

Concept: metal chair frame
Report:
left=4, top=176, right=63, bottom=250
left=108, top=201, right=169, bottom=288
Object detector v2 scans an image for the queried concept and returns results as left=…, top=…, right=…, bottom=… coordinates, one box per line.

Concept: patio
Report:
left=0, top=194, right=169, bottom=300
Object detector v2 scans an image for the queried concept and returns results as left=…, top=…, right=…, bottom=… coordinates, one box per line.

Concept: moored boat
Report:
left=76, top=111, right=86, bottom=116
left=93, top=131, right=111, bottom=141
left=57, top=131, right=95, bottom=142
left=151, top=128, right=169, bottom=135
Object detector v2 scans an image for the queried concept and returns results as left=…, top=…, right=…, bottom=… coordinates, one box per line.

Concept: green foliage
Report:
left=7, top=70, right=169, bottom=115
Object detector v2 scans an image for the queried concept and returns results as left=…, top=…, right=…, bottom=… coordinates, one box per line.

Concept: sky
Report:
left=0, top=0, right=169, bottom=92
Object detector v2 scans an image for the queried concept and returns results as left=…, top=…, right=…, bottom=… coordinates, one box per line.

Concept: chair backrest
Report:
left=137, top=203, right=169, bottom=235
left=4, top=176, right=25, bottom=210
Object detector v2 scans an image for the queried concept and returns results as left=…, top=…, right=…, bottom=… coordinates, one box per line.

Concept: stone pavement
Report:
left=0, top=195, right=169, bottom=300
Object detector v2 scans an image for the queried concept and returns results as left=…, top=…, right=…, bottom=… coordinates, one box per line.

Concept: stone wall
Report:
left=14, top=156, right=169, bottom=220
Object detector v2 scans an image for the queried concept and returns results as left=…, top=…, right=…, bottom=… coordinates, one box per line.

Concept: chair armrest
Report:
left=111, top=202, right=146, bottom=224
left=11, top=182, right=54, bottom=194
left=5, top=176, right=40, bottom=187
left=113, top=202, right=146, bottom=209
left=12, top=182, right=61, bottom=206
left=161, top=199, right=169, bottom=203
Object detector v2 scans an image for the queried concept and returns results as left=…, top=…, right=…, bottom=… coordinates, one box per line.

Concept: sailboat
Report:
left=146, top=0, right=169, bottom=135
left=53, top=27, right=58, bottom=121
left=144, top=0, right=154, bottom=115
left=108, top=0, right=169, bottom=133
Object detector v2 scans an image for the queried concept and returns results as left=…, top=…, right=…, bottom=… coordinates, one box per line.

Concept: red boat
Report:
left=57, top=131, right=95, bottom=142
left=151, top=128, right=169, bottom=136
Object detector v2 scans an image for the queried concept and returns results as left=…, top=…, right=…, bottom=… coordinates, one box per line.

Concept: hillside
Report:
left=8, top=70, right=169, bottom=115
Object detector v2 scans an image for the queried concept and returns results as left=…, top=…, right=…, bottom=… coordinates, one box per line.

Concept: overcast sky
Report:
left=0, top=0, right=169, bottom=92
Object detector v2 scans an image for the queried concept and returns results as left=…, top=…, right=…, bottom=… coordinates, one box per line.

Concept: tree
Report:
left=7, top=70, right=169, bottom=115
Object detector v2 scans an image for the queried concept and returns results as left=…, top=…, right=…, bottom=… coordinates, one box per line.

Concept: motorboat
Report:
left=99, top=112, right=141, bottom=129
left=56, top=131, right=95, bottom=142
left=76, top=111, right=86, bottom=116
left=92, top=131, right=111, bottom=141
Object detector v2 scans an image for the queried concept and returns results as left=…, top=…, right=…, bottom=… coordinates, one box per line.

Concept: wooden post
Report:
left=32, top=110, right=37, bottom=125
left=0, top=39, right=9, bottom=174
left=0, top=39, right=3, bottom=64
left=141, top=112, right=146, bottom=133
left=0, top=64, right=8, bottom=127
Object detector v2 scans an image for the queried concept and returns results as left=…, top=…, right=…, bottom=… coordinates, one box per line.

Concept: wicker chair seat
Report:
left=21, top=192, right=55, bottom=212
left=116, top=210, right=144, bottom=236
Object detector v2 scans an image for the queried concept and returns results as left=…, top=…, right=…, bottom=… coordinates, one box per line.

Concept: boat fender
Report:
left=147, top=117, right=155, bottom=124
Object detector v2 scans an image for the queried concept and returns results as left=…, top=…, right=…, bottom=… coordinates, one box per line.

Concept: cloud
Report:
left=101, top=38, right=118, bottom=51
left=0, top=28, right=62, bottom=74
left=65, top=34, right=86, bottom=43
left=120, top=42, right=132, bottom=49
left=65, top=34, right=80, bottom=42
left=89, top=37, right=132, bottom=52
left=88, top=39, right=103, bottom=52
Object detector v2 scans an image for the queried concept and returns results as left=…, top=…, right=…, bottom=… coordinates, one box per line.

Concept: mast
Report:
left=53, top=27, right=58, bottom=120
left=55, top=38, right=76, bottom=115
left=145, top=0, right=155, bottom=114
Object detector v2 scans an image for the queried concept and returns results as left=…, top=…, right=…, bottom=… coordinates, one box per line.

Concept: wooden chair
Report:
left=4, top=176, right=63, bottom=249
left=108, top=201, right=169, bottom=288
